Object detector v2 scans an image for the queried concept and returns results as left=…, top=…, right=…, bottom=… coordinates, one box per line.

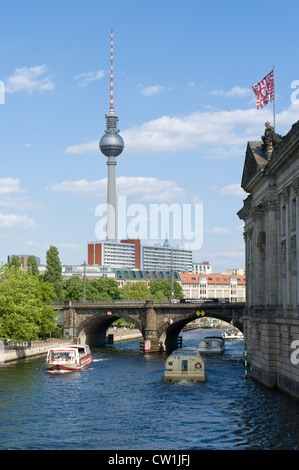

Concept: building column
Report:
left=282, top=187, right=291, bottom=307
left=291, top=178, right=299, bottom=308
left=253, top=205, right=265, bottom=307
left=247, top=227, right=253, bottom=309
left=264, top=193, right=279, bottom=306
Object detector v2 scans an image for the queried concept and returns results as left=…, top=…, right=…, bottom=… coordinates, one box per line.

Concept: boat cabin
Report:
left=197, top=336, right=225, bottom=354
left=45, top=344, right=92, bottom=372
left=163, top=348, right=206, bottom=382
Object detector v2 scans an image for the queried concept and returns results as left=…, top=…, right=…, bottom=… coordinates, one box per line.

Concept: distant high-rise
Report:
left=99, top=29, right=124, bottom=241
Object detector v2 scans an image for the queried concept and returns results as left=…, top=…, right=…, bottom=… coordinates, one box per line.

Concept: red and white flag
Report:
left=252, top=69, right=275, bottom=109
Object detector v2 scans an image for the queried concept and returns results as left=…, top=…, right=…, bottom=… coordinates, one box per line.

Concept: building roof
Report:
left=114, top=269, right=180, bottom=281
left=179, top=273, right=246, bottom=285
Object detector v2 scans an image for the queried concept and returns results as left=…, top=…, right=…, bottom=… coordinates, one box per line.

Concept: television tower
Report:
left=99, top=29, right=124, bottom=241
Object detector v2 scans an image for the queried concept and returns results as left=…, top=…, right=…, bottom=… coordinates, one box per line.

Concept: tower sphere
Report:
left=99, top=131, right=124, bottom=158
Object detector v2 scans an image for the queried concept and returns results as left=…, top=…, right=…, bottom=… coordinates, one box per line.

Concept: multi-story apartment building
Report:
left=87, top=239, right=192, bottom=271
left=179, top=273, right=246, bottom=302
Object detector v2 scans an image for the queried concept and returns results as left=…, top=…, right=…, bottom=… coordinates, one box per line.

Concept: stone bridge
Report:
left=54, top=300, right=245, bottom=353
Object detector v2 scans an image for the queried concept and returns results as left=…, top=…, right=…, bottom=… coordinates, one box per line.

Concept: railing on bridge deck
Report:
left=2, top=338, right=69, bottom=350
left=51, top=298, right=246, bottom=307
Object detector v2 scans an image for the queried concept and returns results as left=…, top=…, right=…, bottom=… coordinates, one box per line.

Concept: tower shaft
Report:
left=106, top=156, right=116, bottom=241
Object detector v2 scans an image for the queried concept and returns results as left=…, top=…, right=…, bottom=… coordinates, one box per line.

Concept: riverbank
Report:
left=106, top=328, right=143, bottom=344
left=0, top=339, right=71, bottom=364
left=0, top=329, right=143, bottom=364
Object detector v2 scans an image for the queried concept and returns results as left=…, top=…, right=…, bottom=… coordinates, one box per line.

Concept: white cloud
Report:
left=64, top=102, right=299, bottom=157
left=141, top=85, right=164, bottom=96
left=0, top=178, right=25, bottom=195
left=50, top=176, right=186, bottom=203
left=5, top=65, right=55, bottom=94
left=74, top=70, right=105, bottom=87
left=210, top=86, right=252, bottom=97
left=56, top=243, right=81, bottom=250
left=65, top=140, right=98, bottom=154
left=0, top=213, right=37, bottom=228
left=219, top=184, right=247, bottom=197
left=26, top=241, right=40, bottom=247
left=0, top=178, right=43, bottom=211
left=206, top=227, right=230, bottom=235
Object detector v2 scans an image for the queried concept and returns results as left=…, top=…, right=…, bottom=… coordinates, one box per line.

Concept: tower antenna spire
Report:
left=109, top=28, right=114, bottom=115
left=99, top=29, right=124, bottom=242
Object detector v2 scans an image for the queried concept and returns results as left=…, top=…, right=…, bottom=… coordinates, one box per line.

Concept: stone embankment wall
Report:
left=0, top=339, right=71, bottom=364
left=106, top=328, right=143, bottom=344
left=1, top=329, right=143, bottom=363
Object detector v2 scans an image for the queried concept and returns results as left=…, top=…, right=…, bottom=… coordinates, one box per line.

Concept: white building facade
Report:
left=238, top=121, right=299, bottom=398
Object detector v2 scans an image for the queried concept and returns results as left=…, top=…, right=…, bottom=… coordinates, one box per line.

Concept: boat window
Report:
left=181, top=359, right=188, bottom=372
left=50, top=351, right=75, bottom=363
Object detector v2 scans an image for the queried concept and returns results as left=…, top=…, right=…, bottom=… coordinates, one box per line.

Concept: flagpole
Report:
left=273, top=65, right=275, bottom=131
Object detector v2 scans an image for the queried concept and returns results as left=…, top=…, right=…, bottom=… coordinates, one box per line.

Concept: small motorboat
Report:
left=222, top=328, right=244, bottom=340
left=197, top=336, right=225, bottom=354
left=163, top=348, right=206, bottom=382
left=45, top=344, right=93, bottom=373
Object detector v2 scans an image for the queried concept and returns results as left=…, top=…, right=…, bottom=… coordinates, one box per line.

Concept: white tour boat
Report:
left=197, top=336, right=225, bottom=354
left=45, top=344, right=93, bottom=373
left=222, top=328, right=244, bottom=340
left=163, top=348, right=206, bottom=382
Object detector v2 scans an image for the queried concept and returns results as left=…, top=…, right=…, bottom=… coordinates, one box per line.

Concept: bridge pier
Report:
left=139, top=300, right=162, bottom=353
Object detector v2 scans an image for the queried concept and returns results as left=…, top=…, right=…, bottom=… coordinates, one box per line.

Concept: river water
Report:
left=0, top=328, right=298, bottom=451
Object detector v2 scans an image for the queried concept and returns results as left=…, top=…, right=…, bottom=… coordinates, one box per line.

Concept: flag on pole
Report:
left=252, top=69, right=275, bottom=109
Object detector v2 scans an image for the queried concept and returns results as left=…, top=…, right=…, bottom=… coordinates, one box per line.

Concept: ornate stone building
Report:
left=238, top=121, right=299, bottom=398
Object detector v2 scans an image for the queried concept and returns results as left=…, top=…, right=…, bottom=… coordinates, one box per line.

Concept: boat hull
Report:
left=45, top=355, right=93, bottom=373
left=163, top=372, right=206, bottom=383
left=197, top=348, right=224, bottom=354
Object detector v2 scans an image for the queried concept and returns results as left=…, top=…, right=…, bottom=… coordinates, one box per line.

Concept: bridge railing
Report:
left=3, top=337, right=69, bottom=350
left=51, top=298, right=245, bottom=307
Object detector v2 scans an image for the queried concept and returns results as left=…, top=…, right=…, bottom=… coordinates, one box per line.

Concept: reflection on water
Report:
left=0, top=329, right=298, bottom=450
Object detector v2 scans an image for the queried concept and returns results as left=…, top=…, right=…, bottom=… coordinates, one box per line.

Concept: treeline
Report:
left=1, top=246, right=183, bottom=341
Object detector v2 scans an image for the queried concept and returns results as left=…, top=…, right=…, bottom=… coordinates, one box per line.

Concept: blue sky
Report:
left=1, top=0, right=299, bottom=272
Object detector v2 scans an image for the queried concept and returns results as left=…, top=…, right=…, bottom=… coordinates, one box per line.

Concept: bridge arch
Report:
left=156, top=309, right=243, bottom=353
left=77, top=312, right=143, bottom=347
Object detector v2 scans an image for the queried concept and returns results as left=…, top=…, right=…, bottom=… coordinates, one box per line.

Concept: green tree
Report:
left=149, top=278, right=184, bottom=299
left=0, top=265, right=58, bottom=341
left=89, top=277, right=125, bottom=300
left=64, top=277, right=85, bottom=301
left=26, top=255, right=39, bottom=276
left=44, top=246, right=63, bottom=300
left=122, top=281, right=153, bottom=300
left=63, top=276, right=125, bottom=301
left=7, top=254, right=21, bottom=269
